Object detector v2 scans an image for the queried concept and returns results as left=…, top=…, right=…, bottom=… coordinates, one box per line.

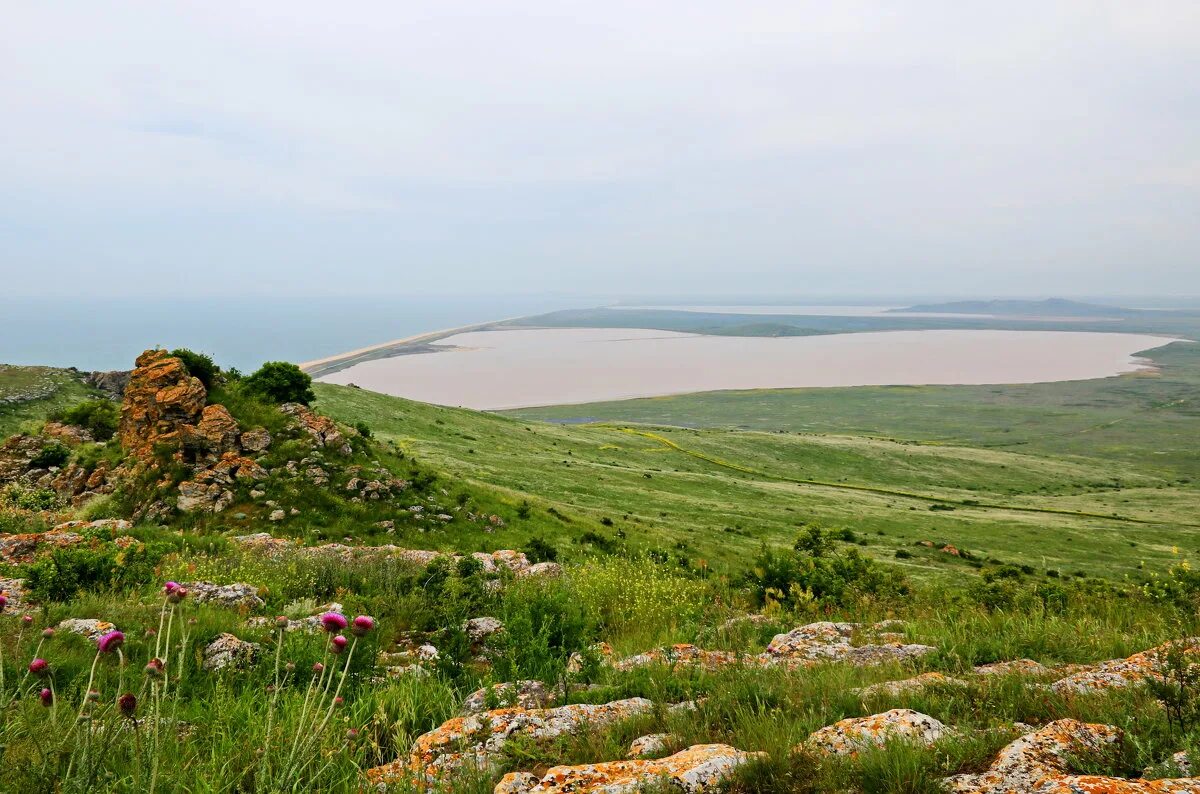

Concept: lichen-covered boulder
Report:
left=280, top=403, right=351, bottom=455
left=185, top=582, right=264, bottom=610
left=627, top=733, right=677, bottom=758
left=365, top=698, right=655, bottom=786
left=1048, top=639, right=1200, bottom=695
left=202, top=633, right=261, bottom=671
left=945, top=719, right=1123, bottom=793
left=461, top=681, right=552, bottom=715
left=118, top=350, right=207, bottom=460
left=856, top=672, right=969, bottom=699
left=804, top=709, right=948, bottom=756
left=493, top=744, right=764, bottom=793
left=57, top=618, right=117, bottom=640
left=974, top=659, right=1051, bottom=676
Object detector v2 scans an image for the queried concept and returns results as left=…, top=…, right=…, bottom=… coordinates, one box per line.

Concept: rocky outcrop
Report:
left=0, top=434, right=52, bottom=481
left=803, top=709, right=949, bottom=756
left=280, top=403, right=351, bottom=456
left=181, top=405, right=240, bottom=458
left=85, top=370, right=131, bottom=398
left=365, top=698, right=656, bottom=786
left=0, top=578, right=27, bottom=611
left=627, top=733, right=677, bottom=758
left=0, top=521, right=132, bottom=565
left=42, top=422, right=93, bottom=445
left=974, top=659, right=1051, bottom=677
left=184, top=582, right=264, bottom=610
left=493, top=744, right=763, bottom=793
left=461, top=681, right=553, bottom=715
left=943, top=719, right=1200, bottom=793
left=202, top=633, right=261, bottom=671
left=1048, top=639, right=1199, bottom=695
left=118, top=350, right=207, bottom=461
left=57, top=618, right=117, bottom=640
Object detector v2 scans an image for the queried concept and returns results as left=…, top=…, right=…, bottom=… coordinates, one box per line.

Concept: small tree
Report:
left=244, top=362, right=316, bottom=405
left=171, top=348, right=220, bottom=390
left=59, top=399, right=120, bottom=441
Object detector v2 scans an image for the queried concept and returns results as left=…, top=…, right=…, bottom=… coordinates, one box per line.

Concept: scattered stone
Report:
left=202, top=633, right=261, bottom=671
left=1048, top=639, right=1200, bottom=695
left=248, top=603, right=343, bottom=633
left=627, top=733, right=677, bottom=758
left=943, top=719, right=1176, bottom=793
left=856, top=672, right=969, bottom=699
left=461, top=681, right=552, bottom=715
left=365, top=698, right=655, bottom=786
left=493, top=744, right=763, bottom=793
left=269, top=509, right=285, bottom=522
left=613, top=644, right=740, bottom=672
left=280, top=403, right=351, bottom=456
left=0, top=577, right=27, bottom=610
left=974, top=659, right=1051, bottom=677
left=238, top=427, right=272, bottom=453
left=185, top=582, right=265, bottom=610
left=464, top=617, right=504, bottom=644
left=803, top=709, right=949, bottom=756
left=0, top=530, right=83, bottom=564
left=57, top=618, right=117, bottom=640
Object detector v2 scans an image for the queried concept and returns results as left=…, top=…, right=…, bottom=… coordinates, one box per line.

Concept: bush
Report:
left=171, top=348, right=220, bottom=390
left=354, top=421, right=372, bottom=438
left=243, top=362, right=315, bottom=405
left=25, top=541, right=168, bottom=602
left=525, top=536, right=558, bottom=563
left=30, top=442, right=70, bottom=469
left=58, top=399, right=120, bottom=441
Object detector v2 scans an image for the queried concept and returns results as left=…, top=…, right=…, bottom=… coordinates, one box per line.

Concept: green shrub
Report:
left=525, top=536, right=559, bottom=563
left=30, top=442, right=70, bottom=469
left=171, top=348, right=220, bottom=390
left=354, top=421, right=372, bottom=438
left=57, top=399, right=120, bottom=441
left=24, top=541, right=169, bottom=602
left=244, top=362, right=315, bottom=405
left=4, top=485, right=60, bottom=511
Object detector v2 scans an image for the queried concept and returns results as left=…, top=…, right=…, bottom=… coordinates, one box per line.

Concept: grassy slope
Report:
left=314, top=363, right=1200, bottom=581
left=0, top=365, right=96, bottom=437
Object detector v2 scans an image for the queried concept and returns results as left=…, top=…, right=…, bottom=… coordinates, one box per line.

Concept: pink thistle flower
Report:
left=117, top=693, right=137, bottom=718
left=164, top=581, right=180, bottom=594
left=330, top=635, right=348, bottom=654
left=97, top=630, right=125, bottom=653
left=319, top=612, right=348, bottom=633
left=40, top=688, right=53, bottom=707
left=86, top=689, right=100, bottom=702
left=274, top=616, right=290, bottom=630
left=0, top=594, right=7, bottom=611
left=351, top=615, right=375, bottom=637
left=28, top=658, right=49, bottom=676
left=145, top=658, right=165, bottom=678
left=22, top=614, right=33, bottom=626
left=42, top=628, right=55, bottom=639
left=167, top=586, right=188, bottom=604
left=312, top=662, right=324, bottom=673
left=334, top=696, right=344, bottom=706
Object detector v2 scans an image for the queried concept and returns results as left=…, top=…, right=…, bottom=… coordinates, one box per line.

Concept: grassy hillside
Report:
left=314, top=370, right=1200, bottom=581
left=0, top=365, right=96, bottom=437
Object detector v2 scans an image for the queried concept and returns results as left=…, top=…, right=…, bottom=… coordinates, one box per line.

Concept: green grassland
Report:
left=0, top=365, right=97, bottom=438
left=314, top=338, right=1200, bottom=581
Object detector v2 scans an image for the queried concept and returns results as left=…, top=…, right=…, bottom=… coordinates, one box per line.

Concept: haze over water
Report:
left=319, top=327, right=1181, bottom=410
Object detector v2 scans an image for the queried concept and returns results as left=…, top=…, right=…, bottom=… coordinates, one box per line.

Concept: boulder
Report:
left=57, top=618, right=117, bottom=640
left=803, top=709, right=949, bottom=756
left=0, top=530, right=84, bottom=564
left=181, top=405, right=241, bottom=456
left=0, top=577, right=27, bottom=611
left=118, top=350, right=206, bottom=460
left=238, top=427, right=272, bottom=454
left=627, top=733, right=676, bottom=758
left=461, top=681, right=552, bottom=715
left=493, top=744, right=763, bottom=793
left=1048, top=639, right=1200, bottom=695
left=185, top=582, right=264, bottom=610
left=974, top=659, right=1051, bottom=677
left=0, top=434, right=50, bottom=481
left=202, top=633, right=261, bottom=671
left=176, top=480, right=233, bottom=513
left=365, top=698, right=655, bottom=786
left=463, top=617, right=504, bottom=644
left=85, top=370, right=131, bottom=397
left=280, top=403, right=351, bottom=455
left=42, top=421, right=93, bottom=445
left=941, top=719, right=1197, bottom=793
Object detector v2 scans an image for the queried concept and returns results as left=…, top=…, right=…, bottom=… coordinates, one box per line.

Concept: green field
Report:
left=0, top=365, right=96, bottom=438
left=314, top=334, right=1200, bottom=581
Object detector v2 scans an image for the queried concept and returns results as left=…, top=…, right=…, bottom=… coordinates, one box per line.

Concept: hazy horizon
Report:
left=4, top=3, right=1199, bottom=299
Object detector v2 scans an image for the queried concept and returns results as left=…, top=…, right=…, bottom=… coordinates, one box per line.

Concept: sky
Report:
left=2, top=2, right=1199, bottom=299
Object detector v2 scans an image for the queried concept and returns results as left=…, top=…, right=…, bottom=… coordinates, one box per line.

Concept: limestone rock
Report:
left=942, top=719, right=1184, bottom=793
left=0, top=530, right=84, bottom=564
left=365, top=698, right=655, bottom=786
left=0, top=577, right=28, bottom=611
left=804, top=709, right=948, bottom=756
left=238, top=427, right=272, bottom=453
left=269, top=509, right=285, bottom=522
left=518, top=561, right=563, bottom=578
left=627, top=733, right=677, bottom=758
left=57, top=618, right=117, bottom=640
left=118, top=350, right=206, bottom=460
left=202, top=633, right=261, bottom=671
left=493, top=744, right=763, bottom=793
left=42, top=421, right=93, bottom=445
left=464, top=616, right=504, bottom=644
left=185, top=582, right=264, bottom=610
left=182, top=404, right=240, bottom=456
left=1048, top=639, right=1200, bottom=695
left=763, top=621, right=936, bottom=667
left=974, top=659, right=1051, bottom=677
left=280, top=403, right=351, bottom=455
left=461, top=681, right=552, bottom=715
left=85, top=369, right=131, bottom=397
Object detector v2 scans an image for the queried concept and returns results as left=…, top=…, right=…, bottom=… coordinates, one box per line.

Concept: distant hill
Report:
left=890, top=298, right=1135, bottom=317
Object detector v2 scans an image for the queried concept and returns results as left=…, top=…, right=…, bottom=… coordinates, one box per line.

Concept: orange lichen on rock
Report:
left=118, top=350, right=206, bottom=460
left=803, top=709, right=949, bottom=756
left=492, top=744, right=764, bottom=793
left=1049, top=639, right=1200, bottom=695
left=945, top=719, right=1200, bottom=793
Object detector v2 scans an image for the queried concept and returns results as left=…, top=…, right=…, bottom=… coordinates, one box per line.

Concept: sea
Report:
left=0, top=296, right=582, bottom=373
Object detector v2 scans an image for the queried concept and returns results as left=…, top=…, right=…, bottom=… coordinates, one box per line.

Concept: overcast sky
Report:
left=3, top=2, right=1198, bottom=299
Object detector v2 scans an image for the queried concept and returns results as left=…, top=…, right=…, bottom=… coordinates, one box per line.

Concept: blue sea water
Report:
left=0, top=296, right=584, bottom=372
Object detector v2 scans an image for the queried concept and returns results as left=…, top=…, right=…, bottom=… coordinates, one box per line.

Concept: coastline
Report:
left=299, top=316, right=528, bottom=378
